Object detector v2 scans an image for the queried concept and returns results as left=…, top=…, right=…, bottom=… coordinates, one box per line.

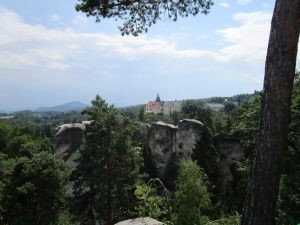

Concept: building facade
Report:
left=145, top=94, right=182, bottom=115
left=206, top=103, right=225, bottom=111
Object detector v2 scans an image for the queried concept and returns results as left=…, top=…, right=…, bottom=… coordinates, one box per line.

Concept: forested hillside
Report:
left=0, top=75, right=299, bottom=225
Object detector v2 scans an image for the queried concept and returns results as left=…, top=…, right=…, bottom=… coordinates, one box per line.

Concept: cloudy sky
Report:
left=0, top=0, right=289, bottom=109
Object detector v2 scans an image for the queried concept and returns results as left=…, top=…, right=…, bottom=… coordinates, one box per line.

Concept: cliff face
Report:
left=54, top=119, right=243, bottom=191
left=213, top=135, right=245, bottom=191
left=146, top=119, right=206, bottom=189
left=54, top=122, right=88, bottom=167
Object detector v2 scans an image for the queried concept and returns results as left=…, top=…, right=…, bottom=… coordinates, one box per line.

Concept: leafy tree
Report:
left=71, top=95, right=143, bottom=225
left=134, top=182, right=169, bottom=220
left=224, top=101, right=236, bottom=113
left=192, top=126, right=218, bottom=179
left=56, top=210, right=75, bottom=225
left=173, top=160, right=211, bottom=225
left=0, top=123, right=10, bottom=150
left=76, top=0, right=213, bottom=36
left=75, top=0, right=300, bottom=223
left=0, top=152, right=70, bottom=225
left=206, top=213, right=240, bottom=225
left=4, top=135, right=53, bottom=158
left=170, top=111, right=183, bottom=125
left=232, top=94, right=261, bottom=155
left=138, top=106, right=145, bottom=122
left=182, top=100, right=213, bottom=129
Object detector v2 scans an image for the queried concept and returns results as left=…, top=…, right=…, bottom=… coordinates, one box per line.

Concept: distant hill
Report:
left=35, top=101, right=88, bottom=112
left=0, top=108, right=25, bottom=114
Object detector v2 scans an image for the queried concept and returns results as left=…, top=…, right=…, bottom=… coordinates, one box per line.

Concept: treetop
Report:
left=76, top=0, right=214, bottom=35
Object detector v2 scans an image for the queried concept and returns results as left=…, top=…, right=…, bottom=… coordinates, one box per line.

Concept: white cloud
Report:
left=0, top=6, right=218, bottom=71
left=237, top=0, right=252, bottom=5
left=29, top=48, right=65, bottom=61
left=47, top=62, right=70, bottom=70
left=50, top=14, right=61, bottom=22
left=220, top=2, right=230, bottom=8
left=216, top=11, right=272, bottom=62
left=72, top=15, right=88, bottom=24
left=0, top=6, right=272, bottom=73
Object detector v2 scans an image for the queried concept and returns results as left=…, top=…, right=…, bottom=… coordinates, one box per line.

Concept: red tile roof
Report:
left=146, top=101, right=163, bottom=107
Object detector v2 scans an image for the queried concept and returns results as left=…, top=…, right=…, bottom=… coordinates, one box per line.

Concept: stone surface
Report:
left=146, top=119, right=205, bottom=188
left=115, top=217, right=163, bottom=225
left=213, top=135, right=245, bottom=191
left=54, top=122, right=87, bottom=167
left=53, top=119, right=243, bottom=192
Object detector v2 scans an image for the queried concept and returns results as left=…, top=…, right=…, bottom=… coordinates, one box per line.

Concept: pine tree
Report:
left=71, top=95, right=142, bottom=225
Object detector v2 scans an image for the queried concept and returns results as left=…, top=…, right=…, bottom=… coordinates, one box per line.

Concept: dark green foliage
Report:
left=232, top=94, right=261, bottom=155
left=216, top=158, right=250, bottom=216
left=134, top=181, right=169, bottom=220
left=76, top=0, right=213, bottom=36
left=202, top=93, right=252, bottom=105
left=71, top=95, right=143, bottom=225
left=138, top=107, right=145, bottom=122
left=207, top=213, right=240, bottom=225
left=228, top=74, right=300, bottom=224
left=215, top=96, right=260, bottom=215
left=0, top=122, right=54, bottom=158
left=56, top=210, right=75, bottom=225
left=173, top=160, right=212, bottom=225
left=182, top=100, right=213, bottom=129
left=0, top=123, right=12, bottom=151
left=210, top=111, right=230, bottom=135
left=1, top=110, right=88, bottom=138
left=192, top=126, right=219, bottom=179
left=0, top=152, right=70, bottom=225
left=224, top=101, right=236, bottom=113
left=0, top=121, right=70, bottom=225
left=276, top=73, right=300, bottom=224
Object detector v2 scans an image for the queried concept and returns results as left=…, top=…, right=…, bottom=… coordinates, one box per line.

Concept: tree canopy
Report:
left=76, top=0, right=213, bottom=35
left=71, top=95, right=143, bottom=225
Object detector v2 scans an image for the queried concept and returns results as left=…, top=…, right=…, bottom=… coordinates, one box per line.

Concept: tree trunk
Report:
left=241, top=1, right=300, bottom=225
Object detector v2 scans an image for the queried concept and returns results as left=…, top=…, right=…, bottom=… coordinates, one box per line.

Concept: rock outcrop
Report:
left=53, top=119, right=244, bottom=192
left=54, top=121, right=90, bottom=167
left=145, top=119, right=207, bottom=189
left=115, top=217, right=163, bottom=225
left=213, top=135, right=245, bottom=191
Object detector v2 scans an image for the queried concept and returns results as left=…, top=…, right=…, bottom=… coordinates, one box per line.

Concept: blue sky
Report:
left=0, top=0, right=283, bottom=109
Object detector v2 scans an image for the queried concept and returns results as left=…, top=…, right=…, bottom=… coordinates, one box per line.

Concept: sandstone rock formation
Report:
left=114, top=217, right=163, bottom=225
left=53, top=119, right=244, bottom=192
left=213, top=135, right=245, bottom=191
left=145, top=119, right=208, bottom=189
left=54, top=122, right=90, bottom=167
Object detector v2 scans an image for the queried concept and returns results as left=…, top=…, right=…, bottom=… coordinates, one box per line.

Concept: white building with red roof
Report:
left=145, top=94, right=182, bottom=115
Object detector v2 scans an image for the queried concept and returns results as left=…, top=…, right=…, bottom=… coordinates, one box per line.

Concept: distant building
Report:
left=206, top=103, right=225, bottom=112
left=0, top=116, right=14, bottom=120
left=145, top=94, right=182, bottom=115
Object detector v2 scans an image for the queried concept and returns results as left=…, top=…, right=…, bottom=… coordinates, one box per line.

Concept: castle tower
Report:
left=156, top=93, right=161, bottom=102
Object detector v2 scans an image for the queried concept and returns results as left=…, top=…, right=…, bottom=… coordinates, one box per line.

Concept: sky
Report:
left=0, top=0, right=293, bottom=110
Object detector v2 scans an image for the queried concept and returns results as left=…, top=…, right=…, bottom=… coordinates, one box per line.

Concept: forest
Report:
left=0, top=74, right=299, bottom=225
left=1, top=0, right=300, bottom=224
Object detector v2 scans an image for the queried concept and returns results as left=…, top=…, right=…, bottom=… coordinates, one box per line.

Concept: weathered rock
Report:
left=54, top=119, right=228, bottom=191
left=213, top=135, right=245, bottom=191
left=115, top=217, right=163, bottom=225
left=146, top=119, right=207, bottom=189
left=54, top=122, right=88, bottom=167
